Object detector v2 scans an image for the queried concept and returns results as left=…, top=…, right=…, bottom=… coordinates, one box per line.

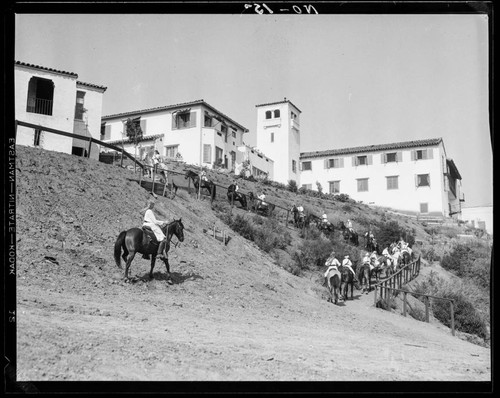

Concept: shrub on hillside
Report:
left=433, top=291, right=489, bottom=339
left=372, top=220, right=415, bottom=250
left=440, top=242, right=491, bottom=289
left=287, top=179, right=298, bottom=193
left=293, top=234, right=332, bottom=270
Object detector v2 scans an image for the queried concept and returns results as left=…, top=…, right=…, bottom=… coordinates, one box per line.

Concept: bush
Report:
left=376, top=297, right=397, bottom=311
left=372, top=220, right=415, bottom=250
left=287, top=179, right=298, bottom=193
left=433, top=292, right=488, bottom=339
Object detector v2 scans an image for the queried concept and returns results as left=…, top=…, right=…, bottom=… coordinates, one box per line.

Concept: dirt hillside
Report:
left=14, top=145, right=491, bottom=387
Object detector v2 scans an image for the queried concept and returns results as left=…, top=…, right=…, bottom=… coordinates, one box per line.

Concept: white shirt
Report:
left=325, top=256, right=340, bottom=267
left=297, top=206, right=304, bottom=212
left=143, top=209, right=162, bottom=225
left=342, top=258, right=352, bottom=267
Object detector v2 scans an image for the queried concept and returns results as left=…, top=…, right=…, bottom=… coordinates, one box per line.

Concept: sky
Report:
left=14, top=9, right=492, bottom=208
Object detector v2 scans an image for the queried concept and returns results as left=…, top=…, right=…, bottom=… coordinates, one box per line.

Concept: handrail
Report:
left=16, top=120, right=145, bottom=169
left=373, top=255, right=456, bottom=336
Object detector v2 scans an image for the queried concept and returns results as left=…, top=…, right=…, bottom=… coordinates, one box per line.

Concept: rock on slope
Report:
left=14, top=145, right=490, bottom=386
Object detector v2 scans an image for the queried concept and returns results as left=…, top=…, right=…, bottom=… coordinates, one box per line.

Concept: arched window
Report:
left=26, top=77, right=54, bottom=116
left=274, top=109, right=280, bottom=118
left=265, top=110, right=272, bottom=119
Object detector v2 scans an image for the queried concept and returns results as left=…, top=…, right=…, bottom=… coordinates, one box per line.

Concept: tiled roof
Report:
left=255, top=98, right=302, bottom=113
left=77, top=81, right=107, bottom=92
left=15, top=60, right=78, bottom=78
left=106, top=133, right=164, bottom=146
left=102, top=99, right=248, bottom=131
left=300, top=138, right=443, bottom=159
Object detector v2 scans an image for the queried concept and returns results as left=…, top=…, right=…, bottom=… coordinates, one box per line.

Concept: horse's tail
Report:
left=114, top=230, right=127, bottom=267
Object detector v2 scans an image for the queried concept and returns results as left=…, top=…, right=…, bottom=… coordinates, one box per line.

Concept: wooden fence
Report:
left=373, top=256, right=456, bottom=335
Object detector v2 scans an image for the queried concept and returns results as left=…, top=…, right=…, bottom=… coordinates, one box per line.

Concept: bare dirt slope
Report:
left=14, top=146, right=491, bottom=384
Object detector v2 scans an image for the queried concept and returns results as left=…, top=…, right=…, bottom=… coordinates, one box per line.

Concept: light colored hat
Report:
left=344, top=255, right=349, bottom=259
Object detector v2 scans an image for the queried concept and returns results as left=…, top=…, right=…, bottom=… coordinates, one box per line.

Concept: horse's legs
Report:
left=149, top=256, right=156, bottom=279
left=124, top=251, right=136, bottom=280
left=121, top=246, right=129, bottom=266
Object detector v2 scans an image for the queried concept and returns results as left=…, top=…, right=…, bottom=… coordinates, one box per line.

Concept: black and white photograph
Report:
left=5, top=1, right=493, bottom=393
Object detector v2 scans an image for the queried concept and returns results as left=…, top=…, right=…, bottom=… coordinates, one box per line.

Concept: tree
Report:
left=125, top=118, right=143, bottom=170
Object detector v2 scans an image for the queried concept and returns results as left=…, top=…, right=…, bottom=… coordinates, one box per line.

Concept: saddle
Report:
left=142, top=226, right=159, bottom=246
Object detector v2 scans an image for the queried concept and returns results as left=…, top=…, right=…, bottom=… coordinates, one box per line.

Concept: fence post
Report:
left=403, top=292, right=407, bottom=317
left=120, top=148, right=124, bottom=167
left=87, top=137, right=93, bottom=158
left=425, top=296, right=430, bottom=323
left=374, top=285, right=378, bottom=305
left=151, top=165, right=156, bottom=195
left=450, top=300, right=455, bottom=336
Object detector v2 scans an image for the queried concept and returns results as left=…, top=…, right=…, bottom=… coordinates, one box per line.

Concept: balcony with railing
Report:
left=291, top=118, right=300, bottom=130
left=27, top=98, right=53, bottom=116
left=262, top=117, right=281, bottom=128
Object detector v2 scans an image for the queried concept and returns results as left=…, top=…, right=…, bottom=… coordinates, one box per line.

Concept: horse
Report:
left=356, top=262, right=372, bottom=294
left=325, top=268, right=342, bottom=305
left=339, top=265, right=358, bottom=301
left=185, top=170, right=217, bottom=202
left=227, top=184, right=247, bottom=209
left=365, top=235, right=380, bottom=254
left=290, top=205, right=306, bottom=228
left=339, top=221, right=359, bottom=246
left=317, top=218, right=335, bottom=234
left=370, top=256, right=388, bottom=283
left=114, top=219, right=185, bottom=281
left=400, top=250, right=413, bottom=267
left=248, top=192, right=275, bottom=216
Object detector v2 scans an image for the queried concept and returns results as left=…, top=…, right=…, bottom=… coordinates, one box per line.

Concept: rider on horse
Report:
left=323, top=251, right=341, bottom=280
left=342, top=255, right=359, bottom=282
left=141, top=199, right=169, bottom=260
left=258, top=193, right=268, bottom=211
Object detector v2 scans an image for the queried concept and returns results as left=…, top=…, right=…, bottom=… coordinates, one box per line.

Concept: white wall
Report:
left=300, top=144, right=449, bottom=215
left=15, top=66, right=76, bottom=153
left=255, top=102, right=301, bottom=185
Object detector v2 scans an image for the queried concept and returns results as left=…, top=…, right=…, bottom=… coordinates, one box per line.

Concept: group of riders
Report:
left=322, top=234, right=414, bottom=287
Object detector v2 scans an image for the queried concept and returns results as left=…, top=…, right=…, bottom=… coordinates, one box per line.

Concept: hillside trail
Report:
left=14, top=146, right=491, bottom=385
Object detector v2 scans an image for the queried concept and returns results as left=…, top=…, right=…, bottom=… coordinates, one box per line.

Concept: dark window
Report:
left=173, top=111, right=196, bottom=129
left=204, top=115, right=212, bottom=127
left=265, top=110, right=272, bottom=119
left=420, top=203, right=429, bottom=213
left=302, top=161, right=312, bottom=171
left=26, top=77, right=54, bottom=116
left=416, top=150, right=426, bottom=160
left=274, top=109, right=280, bottom=118
left=357, top=156, right=367, bottom=165
left=386, top=152, right=397, bottom=162
left=416, top=174, right=430, bottom=187
left=292, top=160, right=297, bottom=173
left=271, top=132, right=274, bottom=142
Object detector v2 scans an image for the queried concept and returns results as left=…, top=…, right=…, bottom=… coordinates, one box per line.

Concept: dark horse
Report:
left=227, top=184, right=247, bottom=209
left=185, top=170, right=217, bottom=202
left=365, top=235, right=380, bottom=255
left=248, top=192, right=275, bottom=216
left=339, top=264, right=358, bottom=301
left=316, top=218, right=335, bottom=235
left=339, top=221, right=359, bottom=246
left=325, top=268, right=341, bottom=305
left=290, top=205, right=306, bottom=228
left=114, top=219, right=185, bottom=281
left=356, top=262, right=372, bottom=294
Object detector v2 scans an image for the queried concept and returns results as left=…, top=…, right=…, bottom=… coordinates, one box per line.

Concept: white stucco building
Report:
left=255, top=98, right=301, bottom=186
left=299, top=138, right=463, bottom=217
left=101, top=100, right=263, bottom=174
left=15, top=61, right=107, bottom=160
